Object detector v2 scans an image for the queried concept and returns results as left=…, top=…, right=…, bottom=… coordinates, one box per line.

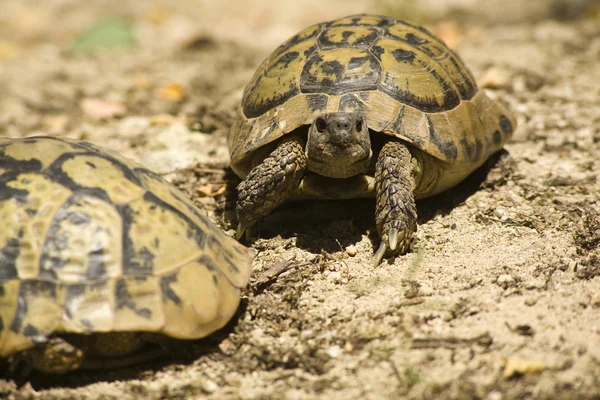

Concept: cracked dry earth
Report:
left=1, top=1, right=600, bottom=399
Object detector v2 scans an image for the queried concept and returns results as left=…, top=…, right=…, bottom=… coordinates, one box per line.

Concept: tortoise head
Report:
left=306, top=112, right=372, bottom=178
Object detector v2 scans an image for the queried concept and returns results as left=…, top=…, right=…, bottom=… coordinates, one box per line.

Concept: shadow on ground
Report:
left=232, top=149, right=510, bottom=258
left=6, top=299, right=250, bottom=391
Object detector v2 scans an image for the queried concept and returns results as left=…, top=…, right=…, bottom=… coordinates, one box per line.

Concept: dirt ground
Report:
left=1, top=0, right=600, bottom=399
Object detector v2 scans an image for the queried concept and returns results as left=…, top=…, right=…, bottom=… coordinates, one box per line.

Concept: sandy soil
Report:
left=1, top=0, right=600, bottom=399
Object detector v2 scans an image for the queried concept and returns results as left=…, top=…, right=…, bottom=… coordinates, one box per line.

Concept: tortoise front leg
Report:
left=236, top=134, right=307, bottom=239
left=373, top=140, right=418, bottom=266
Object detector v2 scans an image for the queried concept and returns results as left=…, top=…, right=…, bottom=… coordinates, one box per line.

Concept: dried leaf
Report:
left=80, top=98, right=127, bottom=120
left=156, top=83, right=185, bottom=102
left=503, top=357, right=544, bottom=378
left=197, top=183, right=226, bottom=197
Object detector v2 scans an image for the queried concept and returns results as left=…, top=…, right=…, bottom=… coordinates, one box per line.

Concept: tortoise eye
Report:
left=355, top=118, right=363, bottom=131
left=316, top=117, right=327, bottom=133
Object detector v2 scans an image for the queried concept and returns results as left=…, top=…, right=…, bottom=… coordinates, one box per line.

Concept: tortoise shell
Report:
left=0, top=136, right=254, bottom=359
left=229, top=14, right=516, bottom=193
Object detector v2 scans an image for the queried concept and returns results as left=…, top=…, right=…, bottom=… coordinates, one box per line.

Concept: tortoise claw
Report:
left=388, top=227, right=399, bottom=251
left=236, top=223, right=246, bottom=240
left=373, top=241, right=387, bottom=267
left=236, top=223, right=253, bottom=242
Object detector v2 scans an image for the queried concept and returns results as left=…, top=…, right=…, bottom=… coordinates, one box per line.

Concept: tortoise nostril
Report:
left=335, top=121, right=351, bottom=130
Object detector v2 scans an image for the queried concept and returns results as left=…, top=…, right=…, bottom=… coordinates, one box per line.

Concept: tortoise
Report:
left=0, top=136, right=254, bottom=374
left=228, top=14, right=516, bottom=265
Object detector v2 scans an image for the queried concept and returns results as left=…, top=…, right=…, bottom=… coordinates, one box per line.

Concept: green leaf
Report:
left=72, top=17, right=136, bottom=54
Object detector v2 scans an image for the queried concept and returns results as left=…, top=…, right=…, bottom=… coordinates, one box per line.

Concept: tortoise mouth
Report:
left=308, top=150, right=371, bottom=167
left=306, top=149, right=373, bottom=179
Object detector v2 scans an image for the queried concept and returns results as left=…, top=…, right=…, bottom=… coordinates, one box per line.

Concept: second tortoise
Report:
left=0, top=136, right=254, bottom=373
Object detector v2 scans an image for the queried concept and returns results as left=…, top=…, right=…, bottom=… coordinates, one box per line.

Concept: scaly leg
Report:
left=373, top=141, right=418, bottom=266
left=23, top=337, right=85, bottom=374
left=236, top=134, right=307, bottom=239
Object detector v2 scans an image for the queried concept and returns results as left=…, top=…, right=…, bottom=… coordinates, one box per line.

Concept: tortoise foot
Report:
left=24, top=337, right=85, bottom=374
left=374, top=141, right=418, bottom=266
left=236, top=134, right=307, bottom=238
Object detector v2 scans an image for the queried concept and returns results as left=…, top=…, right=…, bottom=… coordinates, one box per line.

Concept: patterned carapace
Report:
left=0, top=136, right=254, bottom=360
left=229, top=14, right=516, bottom=194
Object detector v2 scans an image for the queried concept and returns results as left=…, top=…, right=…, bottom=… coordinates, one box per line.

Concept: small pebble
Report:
left=327, top=345, right=343, bottom=358
left=328, top=271, right=343, bottom=283
left=418, top=284, right=434, bottom=297
left=494, top=207, right=508, bottom=221
left=346, top=244, right=357, bottom=257
left=479, top=67, right=510, bottom=89
left=591, top=294, right=600, bottom=308
left=487, top=391, right=503, bottom=400
left=218, top=339, right=235, bottom=355
left=496, top=274, right=516, bottom=289
left=524, top=278, right=545, bottom=290
left=200, top=379, right=218, bottom=394
left=524, top=296, right=539, bottom=306
left=300, top=330, right=314, bottom=340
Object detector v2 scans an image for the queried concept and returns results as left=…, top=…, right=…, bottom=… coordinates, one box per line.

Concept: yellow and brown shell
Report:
left=229, top=14, right=516, bottom=184
left=0, top=136, right=254, bottom=358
